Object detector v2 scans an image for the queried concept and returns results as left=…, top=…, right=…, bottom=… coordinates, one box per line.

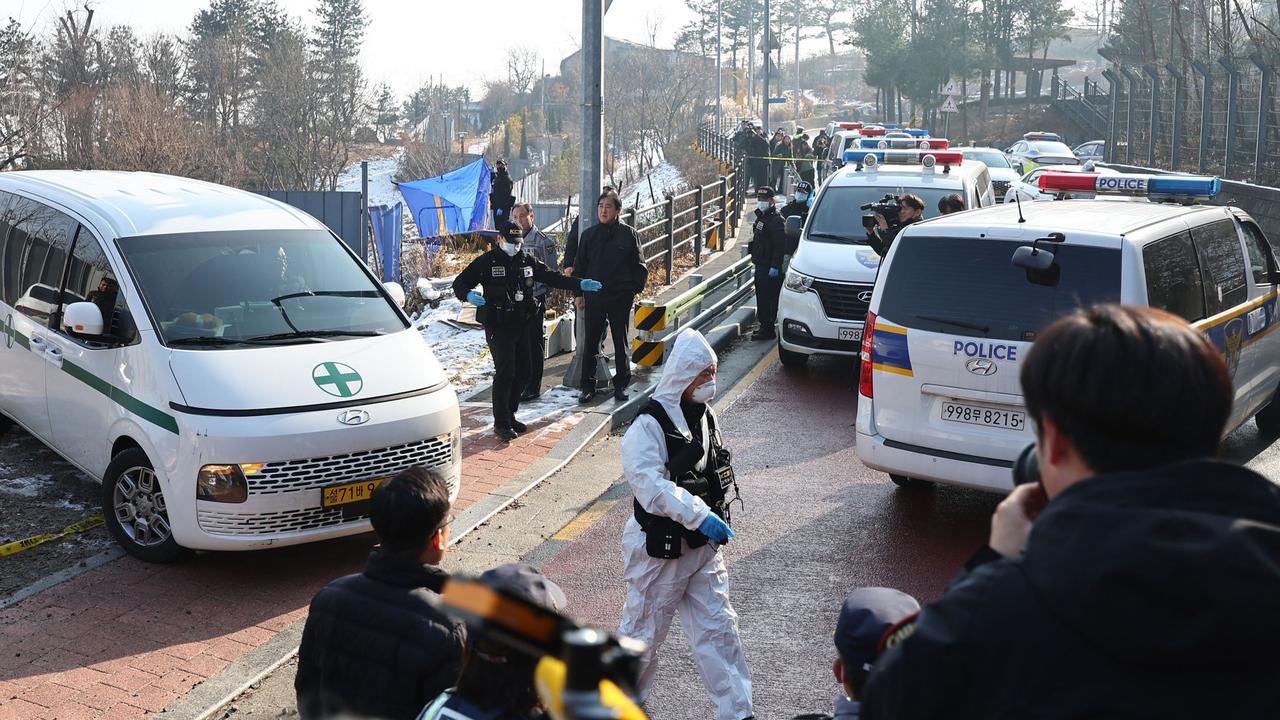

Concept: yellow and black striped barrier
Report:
left=634, top=305, right=667, bottom=333
left=631, top=339, right=665, bottom=367
left=631, top=256, right=756, bottom=367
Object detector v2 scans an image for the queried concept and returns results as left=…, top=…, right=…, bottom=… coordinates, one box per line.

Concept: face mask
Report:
left=690, top=380, right=716, bottom=404
left=795, top=192, right=808, bottom=203
left=500, top=241, right=520, bottom=256
left=757, top=201, right=770, bottom=212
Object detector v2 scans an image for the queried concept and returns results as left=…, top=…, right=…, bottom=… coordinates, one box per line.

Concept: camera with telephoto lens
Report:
left=861, top=194, right=903, bottom=229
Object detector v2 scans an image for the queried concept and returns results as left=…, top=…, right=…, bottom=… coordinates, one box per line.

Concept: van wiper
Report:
left=807, top=232, right=863, bottom=243
left=914, top=315, right=990, bottom=334
left=242, top=329, right=385, bottom=342
left=168, top=336, right=271, bottom=346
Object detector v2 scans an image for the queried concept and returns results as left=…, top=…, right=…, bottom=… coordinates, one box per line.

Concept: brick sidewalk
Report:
left=0, top=404, right=584, bottom=720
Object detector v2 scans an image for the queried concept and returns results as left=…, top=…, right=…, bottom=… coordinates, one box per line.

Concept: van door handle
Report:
left=28, top=335, right=46, bottom=352
left=44, top=345, right=63, bottom=367
left=1247, top=307, right=1266, bottom=334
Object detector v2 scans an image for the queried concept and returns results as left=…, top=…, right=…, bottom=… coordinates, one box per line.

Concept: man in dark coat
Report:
left=862, top=305, right=1280, bottom=720
left=745, top=128, right=771, bottom=190
left=748, top=186, right=786, bottom=341
left=490, top=160, right=515, bottom=226
left=296, top=467, right=464, bottom=720
left=455, top=223, right=600, bottom=440
left=572, top=189, right=648, bottom=402
left=512, top=203, right=558, bottom=400
left=779, top=181, right=812, bottom=257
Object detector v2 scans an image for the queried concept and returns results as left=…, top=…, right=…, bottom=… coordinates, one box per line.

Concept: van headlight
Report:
left=197, top=464, right=248, bottom=503
left=784, top=269, right=814, bottom=293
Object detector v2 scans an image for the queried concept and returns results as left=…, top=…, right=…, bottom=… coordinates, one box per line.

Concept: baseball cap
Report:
left=480, top=563, right=567, bottom=612
left=833, top=587, right=920, bottom=675
left=795, top=181, right=814, bottom=194
left=500, top=223, right=524, bottom=241
left=755, top=186, right=775, bottom=200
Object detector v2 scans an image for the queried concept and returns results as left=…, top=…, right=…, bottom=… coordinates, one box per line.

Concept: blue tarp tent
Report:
left=398, top=158, right=492, bottom=239
left=370, top=202, right=403, bottom=282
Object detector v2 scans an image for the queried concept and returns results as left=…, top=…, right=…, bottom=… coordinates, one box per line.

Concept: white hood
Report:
left=651, top=329, right=717, bottom=437
left=168, top=329, right=448, bottom=411
left=792, top=239, right=882, bottom=282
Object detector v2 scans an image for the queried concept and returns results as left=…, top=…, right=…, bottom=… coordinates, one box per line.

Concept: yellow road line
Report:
left=551, top=499, right=619, bottom=541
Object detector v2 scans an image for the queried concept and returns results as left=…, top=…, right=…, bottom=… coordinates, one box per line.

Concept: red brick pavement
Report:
left=0, top=405, right=585, bottom=720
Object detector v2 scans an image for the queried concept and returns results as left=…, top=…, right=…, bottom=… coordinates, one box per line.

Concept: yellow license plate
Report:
left=322, top=478, right=387, bottom=507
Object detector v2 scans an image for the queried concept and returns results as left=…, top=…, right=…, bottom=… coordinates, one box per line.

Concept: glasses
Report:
left=436, top=513, right=456, bottom=536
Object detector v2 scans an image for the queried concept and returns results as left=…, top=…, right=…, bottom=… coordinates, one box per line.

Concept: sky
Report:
left=6, top=0, right=701, bottom=96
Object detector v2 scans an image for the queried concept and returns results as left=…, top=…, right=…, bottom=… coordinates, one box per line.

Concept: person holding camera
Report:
left=454, top=223, right=603, bottom=440
left=618, top=329, right=753, bottom=720
left=417, top=563, right=567, bottom=720
left=862, top=305, right=1280, bottom=719
left=864, top=194, right=924, bottom=257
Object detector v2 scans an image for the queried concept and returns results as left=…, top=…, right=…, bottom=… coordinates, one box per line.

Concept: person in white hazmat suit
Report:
left=618, top=329, right=754, bottom=720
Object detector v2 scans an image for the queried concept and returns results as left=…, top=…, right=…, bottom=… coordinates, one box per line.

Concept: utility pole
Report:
left=794, top=0, right=800, bottom=127
left=763, top=0, right=772, bottom=132
left=716, top=0, right=722, bottom=131
left=580, top=0, right=605, bottom=235
left=748, top=10, right=755, bottom=116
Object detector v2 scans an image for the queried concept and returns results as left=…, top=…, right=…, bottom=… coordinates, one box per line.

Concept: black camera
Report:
left=861, top=194, right=902, bottom=229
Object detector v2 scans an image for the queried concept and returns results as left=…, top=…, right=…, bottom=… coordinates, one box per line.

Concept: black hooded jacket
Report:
left=863, top=460, right=1280, bottom=720
left=295, top=551, right=466, bottom=720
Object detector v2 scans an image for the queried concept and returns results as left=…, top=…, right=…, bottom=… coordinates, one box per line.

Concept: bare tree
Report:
left=506, top=46, right=540, bottom=98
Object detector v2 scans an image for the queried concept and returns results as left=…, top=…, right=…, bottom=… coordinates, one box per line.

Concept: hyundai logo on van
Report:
left=857, top=290, right=873, bottom=303
left=966, top=358, right=998, bottom=376
left=337, top=409, right=370, bottom=426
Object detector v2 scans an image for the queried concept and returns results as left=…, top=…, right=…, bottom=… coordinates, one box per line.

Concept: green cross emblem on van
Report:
left=313, top=362, right=363, bottom=397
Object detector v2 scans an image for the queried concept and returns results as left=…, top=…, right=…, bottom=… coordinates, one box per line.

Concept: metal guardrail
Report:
left=630, top=254, right=756, bottom=366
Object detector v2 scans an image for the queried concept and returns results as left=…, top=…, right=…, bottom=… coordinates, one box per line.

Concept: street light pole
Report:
left=580, top=0, right=604, bottom=235
left=763, top=0, right=771, bottom=132
left=716, top=0, right=722, bottom=132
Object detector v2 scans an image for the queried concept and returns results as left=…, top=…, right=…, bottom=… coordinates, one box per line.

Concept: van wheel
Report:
left=102, top=448, right=186, bottom=563
left=778, top=345, right=808, bottom=369
left=1256, top=398, right=1280, bottom=436
left=890, top=474, right=934, bottom=491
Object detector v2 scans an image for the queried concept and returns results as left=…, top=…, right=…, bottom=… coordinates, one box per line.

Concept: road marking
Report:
left=550, top=498, right=619, bottom=541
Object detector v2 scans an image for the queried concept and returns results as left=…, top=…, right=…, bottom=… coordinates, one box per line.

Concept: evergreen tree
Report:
left=309, top=0, right=368, bottom=189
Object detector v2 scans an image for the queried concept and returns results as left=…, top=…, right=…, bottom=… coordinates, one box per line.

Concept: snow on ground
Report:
left=0, top=473, right=50, bottom=497
left=337, top=149, right=404, bottom=209
left=619, top=161, right=687, bottom=208
left=413, top=297, right=493, bottom=396
left=467, top=141, right=489, bottom=157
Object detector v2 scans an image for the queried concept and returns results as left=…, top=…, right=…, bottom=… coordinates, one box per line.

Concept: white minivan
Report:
left=777, top=149, right=996, bottom=368
left=856, top=172, right=1280, bottom=492
left=0, top=171, right=461, bottom=561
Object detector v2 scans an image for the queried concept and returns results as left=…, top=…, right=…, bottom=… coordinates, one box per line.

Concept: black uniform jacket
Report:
left=295, top=552, right=466, bottom=720
left=749, top=207, right=786, bottom=271
left=862, top=460, right=1280, bottom=720
left=571, top=220, right=647, bottom=301
left=453, top=248, right=581, bottom=326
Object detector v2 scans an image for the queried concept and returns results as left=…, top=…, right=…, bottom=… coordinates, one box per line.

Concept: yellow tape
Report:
left=0, top=515, right=105, bottom=557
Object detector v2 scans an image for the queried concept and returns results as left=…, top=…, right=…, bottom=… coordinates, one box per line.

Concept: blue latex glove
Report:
left=698, top=514, right=735, bottom=543
left=466, top=290, right=486, bottom=306
left=580, top=279, right=603, bottom=292
left=768, top=267, right=780, bottom=278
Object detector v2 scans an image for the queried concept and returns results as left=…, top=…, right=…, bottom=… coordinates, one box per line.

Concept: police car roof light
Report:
left=880, top=123, right=901, bottom=129
left=901, top=128, right=930, bottom=137
left=860, top=126, right=887, bottom=137
left=845, top=149, right=962, bottom=166
left=1038, top=171, right=1221, bottom=199
left=837, top=121, right=863, bottom=130
left=857, top=137, right=949, bottom=150
left=917, top=138, right=950, bottom=149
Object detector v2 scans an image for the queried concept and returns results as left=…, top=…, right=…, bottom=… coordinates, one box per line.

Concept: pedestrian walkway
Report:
left=0, top=404, right=585, bottom=720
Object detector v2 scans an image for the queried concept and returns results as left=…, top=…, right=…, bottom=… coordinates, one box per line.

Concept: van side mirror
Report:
left=784, top=215, right=803, bottom=242
left=383, top=281, right=407, bottom=308
left=63, top=301, right=105, bottom=337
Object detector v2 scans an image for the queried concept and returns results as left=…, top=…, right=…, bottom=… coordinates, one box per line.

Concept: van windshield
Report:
left=116, top=229, right=407, bottom=347
left=877, top=236, right=1121, bottom=342
left=807, top=185, right=959, bottom=245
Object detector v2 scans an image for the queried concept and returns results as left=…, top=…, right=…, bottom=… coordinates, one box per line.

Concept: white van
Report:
left=776, top=149, right=996, bottom=368
left=856, top=172, right=1280, bottom=492
left=0, top=171, right=462, bottom=561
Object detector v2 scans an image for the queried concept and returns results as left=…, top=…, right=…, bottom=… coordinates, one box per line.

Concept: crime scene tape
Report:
left=0, top=515, right=106, bottom=558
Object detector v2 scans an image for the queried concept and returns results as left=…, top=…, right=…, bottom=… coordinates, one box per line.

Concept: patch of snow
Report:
left=416, top=297, right=494, bottom=395
left=619, top=161, right=687, bottom=209
left=467, top=141, right=490, bottom=156
left=0, top=475, right=50, bottom=497
left=53, top=498, right=89, bottom=511
left=337, top=150, right=405, bottom=210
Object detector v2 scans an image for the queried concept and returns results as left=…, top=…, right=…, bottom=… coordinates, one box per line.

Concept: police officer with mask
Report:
left=454, top=224, right=603, bottom=440
left=749, top=187, right=786, bottom=341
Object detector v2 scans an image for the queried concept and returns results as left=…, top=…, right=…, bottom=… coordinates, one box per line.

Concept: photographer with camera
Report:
left=862, top=194, right=924, bottom=257
left=862, top=305, right=1280, bottom=719
left=619, top=329, right=754, bottom=720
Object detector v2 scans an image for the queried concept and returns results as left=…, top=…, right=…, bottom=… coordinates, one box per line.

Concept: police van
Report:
left=856, top=172, right=1280, bottom=492
left=776, top=148, right=996, bottom=368
left=0, top=171, right=462, bottom=561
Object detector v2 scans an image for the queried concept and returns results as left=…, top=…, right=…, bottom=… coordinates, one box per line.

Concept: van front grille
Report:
left=247, top=435, right=454, bottom=496
left=811, top=280, right=873, bottom=322
left=198, top=507, right=368, bottom=536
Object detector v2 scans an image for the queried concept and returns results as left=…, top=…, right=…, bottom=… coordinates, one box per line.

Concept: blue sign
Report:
left=766, top=97, right=787, bottom=104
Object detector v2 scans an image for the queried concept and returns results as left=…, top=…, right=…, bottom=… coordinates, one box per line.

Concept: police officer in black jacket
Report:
left=573, top=189, right=648, bottom=402
left=749, top=187, right=786, bottom=341
left=779, top=181, right=812, bottom=259
left=454, top=224, right=602, bottom=440
left=491, top=160, right=516, bottom=227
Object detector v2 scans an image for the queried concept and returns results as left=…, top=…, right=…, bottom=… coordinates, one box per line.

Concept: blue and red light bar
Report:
left=1037, top=172, right=1221, bottom=198
left=900, top=128, right=930, bottom=137
left=859, top=137, right=950, bottom=150
left=860, top=126, right=887, bottom=137
left=836, top=121, right=863, bottom=130
left=844, top=149, right=964, bottom=166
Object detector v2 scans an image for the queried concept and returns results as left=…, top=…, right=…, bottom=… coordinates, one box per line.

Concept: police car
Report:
left=0, top=171, right=463, bottom=561
left=776, top=148, right=996, bottom=368
left=1004, top=131, right=1080, bottom=173
left=954, top=147, right=1020, bottom=202
left=856, top=172, right=1280, bottom=492
left=1003, top=163, right=1121, bottom=203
